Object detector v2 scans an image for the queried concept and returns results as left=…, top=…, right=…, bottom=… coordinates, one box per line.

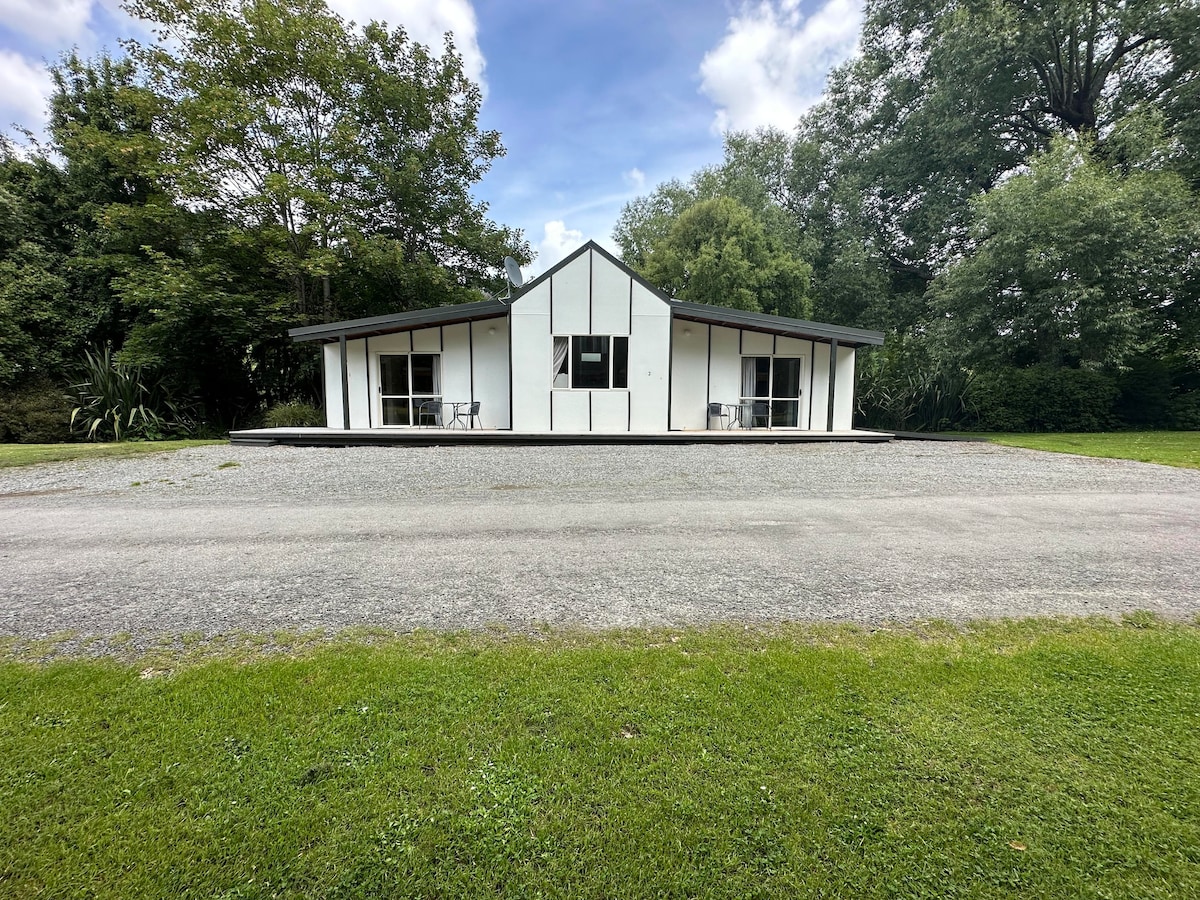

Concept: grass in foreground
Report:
left=2, top=619, right=1198, bottom=898
left=0, top=439, right=226, bottom=469
left=977, top=431, right=1200, bottom=469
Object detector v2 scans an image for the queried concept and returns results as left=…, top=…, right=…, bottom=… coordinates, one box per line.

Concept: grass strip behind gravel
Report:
left=0, top=439, right=227, bottom=469
left=2, top=618, right=1198, bottom=899
left=978, top=431, right=1200, bottom=469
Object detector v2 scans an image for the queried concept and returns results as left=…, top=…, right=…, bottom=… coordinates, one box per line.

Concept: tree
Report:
left=125, top=0, right=528, bottom=321
left=931, top=136, right=1200, bottom=369
left=779, top=0, right=1200, bottom=330
left=637, top=197, right=812, bottom=318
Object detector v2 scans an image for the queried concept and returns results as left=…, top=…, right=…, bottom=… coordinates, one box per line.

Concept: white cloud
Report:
left=327, top=0, right=487, bottom=94
left=535, top=220, right=584, bottom=274
left=699, top=0, right=863, bottom=133
left=623, top=167, right=645, bottom=189
left=0, top=51, right=53, bottom=136
left=0, top=0, right=93, bottom=45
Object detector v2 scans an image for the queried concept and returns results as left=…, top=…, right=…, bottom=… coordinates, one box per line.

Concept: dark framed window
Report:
left=572, top=335, right=610, bottom=389
left=553, top=336, right=630, bottom=390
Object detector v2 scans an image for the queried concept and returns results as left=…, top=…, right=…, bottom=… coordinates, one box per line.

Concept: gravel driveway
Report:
left=1, top=441, right=1197, bottom=642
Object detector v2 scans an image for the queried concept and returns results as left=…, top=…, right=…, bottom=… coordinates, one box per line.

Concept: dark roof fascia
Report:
left=288, top=299, right=510, bottom=343
left=669, top=300, right=885, bottom=347
left=510, top=240, right=674, bottom=307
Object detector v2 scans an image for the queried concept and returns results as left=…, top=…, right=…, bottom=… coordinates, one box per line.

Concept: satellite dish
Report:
left=504, top=256, right=524, bottom=288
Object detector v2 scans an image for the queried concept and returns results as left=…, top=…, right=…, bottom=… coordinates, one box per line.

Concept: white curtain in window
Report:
left=552, top=337, right=569, bottom=387
left=741, top=357, right=756, bottom=398
left=431, top=355, right=442, bottom=395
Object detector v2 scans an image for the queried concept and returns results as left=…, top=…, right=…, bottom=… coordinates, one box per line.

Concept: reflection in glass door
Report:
left=740, top=356, right=803, bottom=427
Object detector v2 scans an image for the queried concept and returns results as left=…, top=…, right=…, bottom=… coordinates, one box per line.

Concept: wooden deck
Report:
left=229, top=427, right=895, bottom=447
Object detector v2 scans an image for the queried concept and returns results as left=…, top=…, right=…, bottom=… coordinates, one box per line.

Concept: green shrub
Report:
left=965, top=366, right=1119, bottom=432
left=71, top=347, right=194, bottom=441
left=1115, top=356, right=1173, bottom=427
left=263, top=400, right=324, bottom=428
left=855, top=339, right=973, bottom=432
left=1168, top=391, right=1200, bottom=430
left=0, top=379, right=74, bottom=443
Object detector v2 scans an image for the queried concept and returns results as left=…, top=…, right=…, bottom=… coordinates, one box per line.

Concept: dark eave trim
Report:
left=289, top=299, right=510, bottom=343
left=668, top=300, right=885, bottom=347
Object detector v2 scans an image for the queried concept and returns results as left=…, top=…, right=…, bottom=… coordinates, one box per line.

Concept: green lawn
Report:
left=2, top=619, right=1197, bottom=898
left=0, top=439, right=226, bottom=469
left=977, top=431, right=1200, bottom=469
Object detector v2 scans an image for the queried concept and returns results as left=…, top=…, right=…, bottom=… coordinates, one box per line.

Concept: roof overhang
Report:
left=288, top=299, right=510, bottom=343
left=669, top=300, right=885, bottom=347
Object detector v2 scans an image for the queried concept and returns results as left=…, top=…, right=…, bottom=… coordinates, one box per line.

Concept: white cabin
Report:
left=289, top=241, right=883, bottom=434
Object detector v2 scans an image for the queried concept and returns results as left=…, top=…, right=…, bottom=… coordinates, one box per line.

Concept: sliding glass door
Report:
left=740, top=356, right=803, bottom=427
left=379, top=354, right=441, bottom=426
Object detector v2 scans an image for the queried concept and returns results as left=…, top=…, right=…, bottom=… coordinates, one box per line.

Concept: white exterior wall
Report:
left=323, top=339, right=370, bottom=428
left=629, top=283, right=671, bottom=431
left=806, top=341, right=857, bottom=430
left=510, top=280, right=551, bottom=431
left=470, top=317, right=512, bottom=429
left=325, top=318, right=511, bottom=430
left=834, top=344, right=856, bottom=430
left=509, top=247, right=670, bottom=432
left=669, top=324, right=852, bottom=431
left=810, top=341, right=830, bottom=429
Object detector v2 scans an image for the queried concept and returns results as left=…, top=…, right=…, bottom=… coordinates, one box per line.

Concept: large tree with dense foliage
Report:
left=0, top=0, right=529, bottom=436
left=125, top=0, right=528, bottom=322
left=636, top=197, right=812, bottom=317
left=616, top=0, right=1200, bottom=430
left=931, top=134, right=1200, bottom=369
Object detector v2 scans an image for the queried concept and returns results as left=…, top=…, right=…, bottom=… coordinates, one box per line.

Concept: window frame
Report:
left=376, top=351, right=442, bottom=427
left=739, top=354, right=804, bottom=428
left=552, top=335, right=630, bottom=391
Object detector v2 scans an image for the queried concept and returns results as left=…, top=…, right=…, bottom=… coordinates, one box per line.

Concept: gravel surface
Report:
left=1, top=441, right=1197, bottom=644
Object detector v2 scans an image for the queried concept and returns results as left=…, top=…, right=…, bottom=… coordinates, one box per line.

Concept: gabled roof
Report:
left=289, top=298, right=509, bottom=343
left=288, top=239, right=884, bottom=348
left=519, top=240, right=883, bottom=347
left=509, top=239, right=674, bottom=306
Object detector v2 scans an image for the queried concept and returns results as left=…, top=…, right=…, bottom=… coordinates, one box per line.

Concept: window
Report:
left=378, top=353, right=441, bottom=425
left=553, top=336, right=629, bottom=389
left=741, top=356, right=802, bottom=427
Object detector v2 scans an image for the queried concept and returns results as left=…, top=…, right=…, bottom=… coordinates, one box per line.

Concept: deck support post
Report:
left=826, top=338, right=838, bottom=432
left=339, top=334, right=351, bottom=430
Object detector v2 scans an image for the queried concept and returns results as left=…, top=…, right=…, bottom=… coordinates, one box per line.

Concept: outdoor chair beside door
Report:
left=416, top=400, right=442, bottom=428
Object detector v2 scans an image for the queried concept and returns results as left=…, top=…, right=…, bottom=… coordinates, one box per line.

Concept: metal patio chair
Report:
left=707, top=402, right=730, bottom=430
left=450, top=401, right=481, bottom=430
left=416, top=399, right=442, bottom=428
left=750, top=401, right=771, bottom=428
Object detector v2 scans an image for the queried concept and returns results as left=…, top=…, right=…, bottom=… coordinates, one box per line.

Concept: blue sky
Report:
left=0, top=0, right=863, bottom=272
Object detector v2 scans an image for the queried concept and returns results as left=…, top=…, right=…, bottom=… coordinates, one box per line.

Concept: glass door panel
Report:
left=380, top=355, right=408, bottom=396
left=771, top=400, right=799, bottom=427
left=773, top=358, right=801, bottom=398
left=380, top=355, right=410, bottom=425
left=739, top=355, right=803, bottom=427
left=382, top=398, right=411, bottom=426
left=379, top=353, right=441, bottom=426
left=771, top=357, right=801, bottom=426
left=411, top=354, right=439, bottom=394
